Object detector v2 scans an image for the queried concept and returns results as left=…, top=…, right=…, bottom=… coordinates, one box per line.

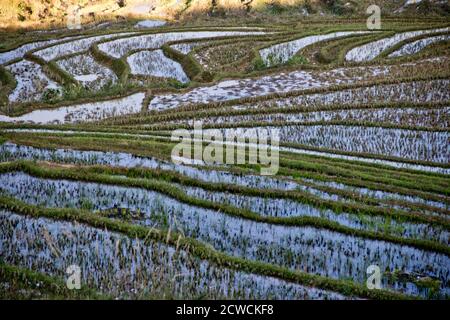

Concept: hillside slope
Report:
left=0, top=0, right=448, bottom=29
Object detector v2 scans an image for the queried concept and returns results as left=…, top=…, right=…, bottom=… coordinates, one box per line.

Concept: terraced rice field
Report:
left=0, top=17, right=449, bottom=300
